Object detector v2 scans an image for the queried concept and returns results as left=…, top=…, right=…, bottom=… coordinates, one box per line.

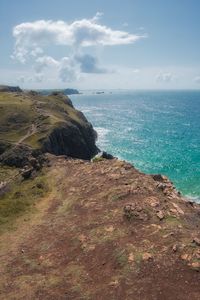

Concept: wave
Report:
left=185, top=194, right=200, bottom=203
left=95, top=127, right=110, bottom=146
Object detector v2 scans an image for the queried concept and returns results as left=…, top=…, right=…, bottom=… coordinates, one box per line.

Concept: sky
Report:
left=0, top=0, right=200, bottom=89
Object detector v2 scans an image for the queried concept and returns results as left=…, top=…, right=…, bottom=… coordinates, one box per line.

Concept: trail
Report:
left=15, top=124, right=37, bottom=147
left=0, top=157, right=200, bottom=299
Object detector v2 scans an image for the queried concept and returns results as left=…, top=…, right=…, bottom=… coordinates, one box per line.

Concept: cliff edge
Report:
left=0, top=89, right=200, bottom=300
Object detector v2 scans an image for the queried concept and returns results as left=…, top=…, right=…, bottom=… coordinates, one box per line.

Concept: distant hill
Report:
left=38, top=88, right=79, bottom=96
left=64, top=88, right=79, bottom=95
left=0, top=85, right=22, bottom=93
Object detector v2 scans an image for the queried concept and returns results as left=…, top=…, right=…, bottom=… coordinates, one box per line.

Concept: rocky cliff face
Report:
left=0, top=89, right=99, bottom=168
left=43, top=120, right=98, bottom=159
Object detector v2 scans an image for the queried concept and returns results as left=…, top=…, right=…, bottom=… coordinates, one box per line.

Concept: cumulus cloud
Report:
left=34, top=55, right=59, bottom=73
left=12, top=13, right=144, bottom=83
left=75, top=54, right=108, bottom=73
left=12, top=13, right=143, bottom=63
left=156, top=72, right=174, bottom=83
left=59, top=57, right=79, bottom=82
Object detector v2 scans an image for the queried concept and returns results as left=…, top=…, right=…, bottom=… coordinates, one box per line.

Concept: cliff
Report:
left=0, top=90, right=98, bottom=169
left=0, top=89, right=200, bottom=299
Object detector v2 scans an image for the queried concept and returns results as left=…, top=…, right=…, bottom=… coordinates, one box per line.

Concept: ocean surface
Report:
left=70, top=90, right=200, bottom=201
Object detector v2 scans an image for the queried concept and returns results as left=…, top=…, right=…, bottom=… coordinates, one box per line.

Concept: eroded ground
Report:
left=1, top=156, right=200, bottom=299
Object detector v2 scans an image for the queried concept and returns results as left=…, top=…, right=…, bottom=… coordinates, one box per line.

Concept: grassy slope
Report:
left=0, top=92, right=88, bottom=150
left=0, top=91, right=89, bottom=230
left=0, top=165, right=49, bottom=233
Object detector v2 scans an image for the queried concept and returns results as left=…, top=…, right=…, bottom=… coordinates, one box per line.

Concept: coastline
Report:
left=70, top=90, right=200, bottom=201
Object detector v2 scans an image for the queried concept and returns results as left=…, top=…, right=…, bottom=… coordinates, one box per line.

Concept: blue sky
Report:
left=0, top=0, right=200, bottom=89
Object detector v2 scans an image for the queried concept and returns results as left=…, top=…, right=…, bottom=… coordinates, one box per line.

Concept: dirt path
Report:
left=0, top=157, right=200, bottom=299
left=15, top=124, right=37, bottom=147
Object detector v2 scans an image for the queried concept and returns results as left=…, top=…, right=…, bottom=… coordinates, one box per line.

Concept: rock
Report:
left=195, top=249, right=200, bottom=259
left=0, top=181, right=7, bottom=190
left=152, top=174, right=165, bottom=182
left=92, top=151, right=114, bottom=162
left=123, top=203, right=149, bottom=221
left=172, top=244, right=178, bottom=252
left=172, top=203, right=184, bottom=215
left=157, top=183, right=167, bottom=191
left=156, top=210, right=165, bottom=220
left=192, top=237, right=200, bottom=246
left=42, top=116, right=99, bottom=160
left=0, top=141, right=11, bottom=155
left=189, top=261, right=200, bottom=271
left=21, top=166, right=33, bottom=179
left=0, top=145, right=32, bottom=168
left=123, top=204, right=136, bottom=220
left=181, top=253, right=192, bottom=261
left=142, top=253, right=153, bottom=261
left=146, top=196, right=160, bottom=208
left=128, top=253, right=134, bottom=262
left=105, top=225, right=114, bottom=232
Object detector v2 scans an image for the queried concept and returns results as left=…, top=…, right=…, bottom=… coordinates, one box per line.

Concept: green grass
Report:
left=164, top=215, right=183, bottom=227
left=0, top=172, right=48, bottom=232
left=91, top=156, right=104, bottom=163
left=0, top=93, right=35, bottom=143
left=0, top=165, right=18, bottom=181
left=114, top=249, right=128, bottom=268
left=0, top=92, right=88, bottom=152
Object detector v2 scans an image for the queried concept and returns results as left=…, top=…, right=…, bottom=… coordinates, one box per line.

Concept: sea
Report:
left=70, top=90, right=200, bottom=202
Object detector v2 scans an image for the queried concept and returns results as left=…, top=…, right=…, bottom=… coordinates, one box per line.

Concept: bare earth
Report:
left=1, top=156, right=200, bottom=300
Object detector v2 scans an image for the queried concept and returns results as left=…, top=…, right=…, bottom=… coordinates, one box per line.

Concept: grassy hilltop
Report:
left=0, top=90, right=98, bottom=164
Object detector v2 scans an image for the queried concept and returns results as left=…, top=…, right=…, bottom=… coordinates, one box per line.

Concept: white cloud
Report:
left=194, top=76, right=200, bottom=84
left=34, top=55, right=59, bottom=73
left=59, top=57, right=79, bottom=82
left=156, top=72, right=174, bottom=83
left=12, top=13, right=143, bottom=63
left=12, top=13, right=144, bottom=84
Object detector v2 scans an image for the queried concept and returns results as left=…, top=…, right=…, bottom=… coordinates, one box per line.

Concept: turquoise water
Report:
left=71, top=90, right=200, bottom=201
